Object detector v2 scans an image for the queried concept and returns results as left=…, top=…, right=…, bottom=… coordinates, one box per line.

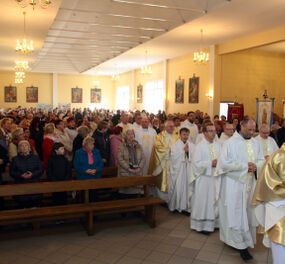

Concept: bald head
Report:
left=259, top=124, right=270, bottom=139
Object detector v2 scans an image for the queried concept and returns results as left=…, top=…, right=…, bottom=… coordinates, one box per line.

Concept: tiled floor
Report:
left=0, top=206, right=272, bottom=264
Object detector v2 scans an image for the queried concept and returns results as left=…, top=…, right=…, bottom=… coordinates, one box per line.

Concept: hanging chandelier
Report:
left=15, top=71, right=26, bottom=83
left=111, top=74, right=120, bottom=81
left=193, top=29, right=209, bottom=64
left=15, top=0, right=52, bottom=10
left=15, top=60, right=30, bottom=72
left=141, top=50, right=152, bottom=74
left=16, top=12, right=34, bottom=54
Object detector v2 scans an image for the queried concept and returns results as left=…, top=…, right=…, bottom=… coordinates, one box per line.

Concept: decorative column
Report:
left=130, top=70, right=135, bottom=110
left=208, top=45, right=215, bottom=119
left=163, top=59, right=167, bottom=112
left=52, top=73, right=58, bottom=108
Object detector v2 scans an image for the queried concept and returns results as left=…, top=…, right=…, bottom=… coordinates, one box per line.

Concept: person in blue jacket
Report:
left=73, top=136, right=103, bottom=202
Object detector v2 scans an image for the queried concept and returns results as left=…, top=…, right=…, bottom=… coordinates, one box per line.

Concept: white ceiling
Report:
left=2, top=0, right=285, bottom=75
left=0, top=0, right=62, bottom=72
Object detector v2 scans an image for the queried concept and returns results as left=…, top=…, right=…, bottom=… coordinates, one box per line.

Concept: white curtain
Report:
left=144, top=80, right=164, bottom=114
left=116, top=85, right=130, bottom=111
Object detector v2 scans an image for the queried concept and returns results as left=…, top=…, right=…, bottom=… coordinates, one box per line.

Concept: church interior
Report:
left=0, top=0, right=285, bottom=263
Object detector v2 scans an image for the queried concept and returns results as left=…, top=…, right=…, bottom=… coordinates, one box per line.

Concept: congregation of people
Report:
left=0, top=106, right=285, bottom=263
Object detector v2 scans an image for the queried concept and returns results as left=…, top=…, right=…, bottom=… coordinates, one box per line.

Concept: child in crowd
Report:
left=46, top=142, right=72, bottom=205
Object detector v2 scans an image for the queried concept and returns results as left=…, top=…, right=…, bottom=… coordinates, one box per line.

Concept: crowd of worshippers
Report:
left=0, top=107, right=285, bottom=261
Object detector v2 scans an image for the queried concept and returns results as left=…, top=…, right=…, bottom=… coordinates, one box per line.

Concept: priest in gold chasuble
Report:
left=252, top=143, right=285, bottom=264
left=148, top=120, right=179, bottom=201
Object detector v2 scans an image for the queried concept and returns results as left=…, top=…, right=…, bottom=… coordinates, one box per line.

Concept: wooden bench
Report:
left=0, top=175, right=164, bottom=236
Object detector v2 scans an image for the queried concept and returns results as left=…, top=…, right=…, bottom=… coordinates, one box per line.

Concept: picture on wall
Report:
left=175, top=78, right=184, bottom=103
left=189, top=76, right=199, bottom=103
left=4, top=85, right=17, bottom=102
left=137, top=84, right=143, bottom=103
left=26, top=86, right=38, bottom=103
left=91, top=88, right=101, bottom=103
left=72, top=87, right=82, bottom=103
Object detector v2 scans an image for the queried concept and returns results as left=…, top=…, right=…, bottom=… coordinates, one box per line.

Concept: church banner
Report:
left=256, top=98, right=274, bottom=129
left=227, top=104, right=244, bottom=121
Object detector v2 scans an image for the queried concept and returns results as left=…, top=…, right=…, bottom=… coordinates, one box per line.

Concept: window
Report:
left=219, top=102, right=234, bottom=118
left=116, top=85, right=129, bottom=111
left=144, top=80, right=164, bottom=114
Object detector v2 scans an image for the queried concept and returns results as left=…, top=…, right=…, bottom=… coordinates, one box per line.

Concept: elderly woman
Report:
left=10, top=140, right=43, bottom=208
left=117, top=129, right=145, bottom=196
left=73, top=136, right=104, bottom=202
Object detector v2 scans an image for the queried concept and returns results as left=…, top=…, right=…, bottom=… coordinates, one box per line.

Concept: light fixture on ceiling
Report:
left=193, top=29, right=209, bottom=64
left=15, top=71, right=26, bottom=83
left=111, top=74, right=120, bottom=81
left=15, top=60, right=30, bottom=71
left=16, top=12, right=34, bottom=54
left=141, top=50, right=152, bottom=74
left=15, top=0, right=52, bottom=10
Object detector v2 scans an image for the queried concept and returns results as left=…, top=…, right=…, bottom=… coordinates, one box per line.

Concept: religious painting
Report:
left=4, top=86, right=17, bottom=102
left=26, top=86, right=38, bottom=103
left=72, top=87, right=82, bottom=103
left=256, top=98, right=274, bottom=129
left=189, top=76, right=199, bottom=103
left=175, top=78, right=184, bottom=103
left=91, top=88, right=101, bottom=103
left=227, top=104, right=244, bottom=122
left=137, top=84, right=143, bottom=103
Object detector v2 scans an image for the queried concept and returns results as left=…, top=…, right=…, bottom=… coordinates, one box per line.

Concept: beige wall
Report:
left=57, top=74, right=114, bottom=110
left=219, top=49, right=285, bottom=118
left=0, top=72, right=115, bottom=110
left=167, top=52, right=210, bottom=114
left=0, top=71, right=52, bottom=108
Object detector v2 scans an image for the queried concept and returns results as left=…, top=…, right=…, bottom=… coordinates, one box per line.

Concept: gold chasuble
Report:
left=148, top=131, right=179, bottom=192
left=252, top=143, right=285, bottom=246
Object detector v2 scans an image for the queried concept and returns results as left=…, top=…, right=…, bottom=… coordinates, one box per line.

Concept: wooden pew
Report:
left=0, top=175, right=163, bottom=236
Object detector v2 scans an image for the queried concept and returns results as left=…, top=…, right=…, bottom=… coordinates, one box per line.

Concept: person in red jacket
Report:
left=42, top=123, right=59, bottom=169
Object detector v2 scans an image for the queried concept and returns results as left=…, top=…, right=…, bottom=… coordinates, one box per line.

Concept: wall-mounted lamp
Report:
left=206, top=90, right=213, bottom=99
left=93, top=81, right=100, bottom=87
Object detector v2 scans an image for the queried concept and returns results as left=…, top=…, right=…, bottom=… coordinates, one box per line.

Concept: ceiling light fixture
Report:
left=15, top=0, right=52, bottom=10
left=15, top=60, right=30, bottom=71
left=16, top=12, right=34, bottom=54
left=193, top=29, right=209, bottom=64
left=15, top=71, right=26, bottom=84
left=141, top=50, right=152, bottom=74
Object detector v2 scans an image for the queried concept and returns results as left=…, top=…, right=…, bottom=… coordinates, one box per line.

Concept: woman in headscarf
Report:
left=117, top=129, right=145, bottom=197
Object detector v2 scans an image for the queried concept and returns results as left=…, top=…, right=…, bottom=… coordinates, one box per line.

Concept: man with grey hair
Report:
left=255, top=124, right=278, bottom=159
left=117, top=113, right=133, bottom=133
left=216, top=118, right=264, bottom=261
left=148, top=120, right=179, bottom=201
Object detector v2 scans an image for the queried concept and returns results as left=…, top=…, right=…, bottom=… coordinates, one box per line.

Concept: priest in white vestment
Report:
left=168, top=127, right=195, bottom=213
left=255, top=124, right=278, bottom=159
left=218, top=122, right=234, bottom=147
left=133, top=113, right=142, bottom=132
left=190, top=123, right=221, bottom=234
left=216, top=118, right=265, bottom=261
left=180, top=111, right=198, bottom=143
left=135, top=117, right=157, bottom=175
left=252, top=143, right=285, bottom=264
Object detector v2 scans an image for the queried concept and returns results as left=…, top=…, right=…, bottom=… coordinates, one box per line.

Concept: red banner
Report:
left=227, top=104, right=244, bottom=121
